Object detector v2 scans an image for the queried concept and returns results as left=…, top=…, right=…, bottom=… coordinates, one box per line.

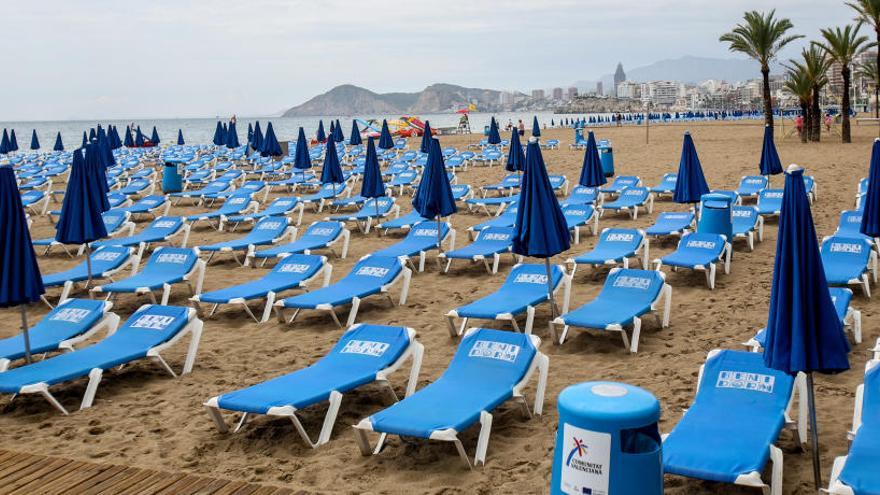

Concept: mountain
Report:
left=573, top=55, right=786, bottom=94
left=282, top=83, right=503, bottom=116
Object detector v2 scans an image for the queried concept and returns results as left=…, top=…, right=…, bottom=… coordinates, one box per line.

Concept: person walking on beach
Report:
left=230, top=114, right=237, bottom=124
left=824, top=114, right=832, bottom=132
left=517, top=119, right=525, bottom=136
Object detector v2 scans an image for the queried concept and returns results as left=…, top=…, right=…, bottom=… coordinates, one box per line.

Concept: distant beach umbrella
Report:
left=578, top=131, right=606, bottom=187
left=0, top=165, right=45, bottom=364
left=109, top=125, right=122, bottom=149
left=135, top=127, right=145, bottom=147
left=55, top=145, right=110, bottom=289
left=349, top=120, right=362, bottom=146
left=96, top=129, right=115, bottom=170
left=320, top=135, right=345, bottom=195
left=334, top=119, right=345, bottom=142
left=378, top=119, right=394, bottom=150
left=222, top=122, right=227, bottom=135
left=88, top=128, right=96, bottom=143
left=861, top=139, right=880, bottom=238
left=252, top=121, right=264, bottom=152
left=81, top=131, right=88, bottom=149
left=9, top=129, right=18, bottom=151
left=260, top=122, right=283, bottom=158
left=212, top=121, right=224, bottom=146
left=487, top=117, right=501, bottom=145
left=293, top=127, right=312, bottom=180
left=759, top=124, right=783, bottom=177
left=225, top=121, right=240, bottom=149
left=53, top=132, right=64, bottom=152
left=124, top=126, right=134, bottom=147
left=361, top=137, right=385, bottom=199
left=512, top=138, right=570, bottom=316
left=763, top=164, right=850, bottom=489
left=150, top=126, right=160, bottom=145
left=532, top=116, right=541, bottom=138
left=419, top=121, right=433, bottom=154
left=0, top=129, right=9, bottom=154
left=316, top=120, right=326, bottom=143
left=551, top=119, right=555, bottom=127
left=29, top=130, right=40, bottom=150
left=247, top=123, right=254, bottom=146
left=673, top=131, right=709, bottom=205
left=177, top=129, right=185, bottom=145
left=506, top=128, right=525, bottom=173
left=412, top=137, right=457, bottom=252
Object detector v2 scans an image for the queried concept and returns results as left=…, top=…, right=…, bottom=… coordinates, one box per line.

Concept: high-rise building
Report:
left=596, top=81, right=603, bottom=96
left=613, top=63, right=626, bottom=96
left=552, top=87, right=563, bottom=99
left=531, top=89, right=545, bottom=99
left=616, top=81, right=640, bottom=99
left=567, top=87, right=578, bottom=99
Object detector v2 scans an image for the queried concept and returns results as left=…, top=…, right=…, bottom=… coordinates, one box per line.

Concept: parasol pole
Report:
left=544, top=258, right=557, bottom=318
left=20, top=305, right=32, bottom=364
left=806, top=372, right=822, bottom=489
left=85, top=243, right=93, bottom=291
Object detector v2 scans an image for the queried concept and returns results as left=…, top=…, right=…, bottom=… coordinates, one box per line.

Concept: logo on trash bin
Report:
left=566, top=437, right=604, bottom=477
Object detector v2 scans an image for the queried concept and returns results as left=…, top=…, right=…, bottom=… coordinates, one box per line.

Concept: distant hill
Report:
left=574, top=55, right=786, bottom=94
left=282, top=83, right=504, bottom=116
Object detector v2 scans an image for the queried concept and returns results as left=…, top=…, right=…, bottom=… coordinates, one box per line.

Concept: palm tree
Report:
left=817, top=25, right=870, bottom=142
left=720, top=10, right=803, bottom=128
left=784, top=65, right=813, bottom=142
left=857, top=58, right=880, bottom=109
left=847, top=0, right=880, bottom=117
left=800, top=46, right=832, bottom=142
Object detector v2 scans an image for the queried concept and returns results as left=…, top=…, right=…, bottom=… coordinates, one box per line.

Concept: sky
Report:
left=5, top=0, right=856, bottom=121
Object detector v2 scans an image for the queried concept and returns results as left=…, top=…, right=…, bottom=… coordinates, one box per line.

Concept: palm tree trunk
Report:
left=842, top=65, right=852, bottom=143
left=800, top=101, right=809, bottom=143
left=875, top=27, right=879, bottom=119
left=811, top=86, right=821, bottom=142
left=762, top=65, right=774, bottom=128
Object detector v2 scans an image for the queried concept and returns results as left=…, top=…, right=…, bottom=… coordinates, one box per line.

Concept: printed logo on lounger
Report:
left=468, top=340, right=520, bottom=363
left=605, top=233, right=634, bottom=242
left=716, top=371, right=775, bottom=393
left=764, top=191, right=783, bottom=199
left=413, top=228, right=438, bottom=237
left=665, top=214, right=689, bottom=219
left=279, top=263, right=310, bottom=274
left=686, top=240, right=716, bottom=249
left=624, top=189, right=644, bottom=196
left=93, top=251, right=122, bottom=262
left=230, top=197, right=247, bottom=205
left=732, top=209, right=753, bottom=218
left=155, top=220, right=178, bottom=229
left=574, top=186, right=596, bottom=194
left=341, top=340, right=389, bottom=357
left=612, top=276, right=651, bottom=290
left=156, top=253, right=189, bottom=264
left=514, top=273, right=548, bottom=284
left=830, top=242, right=862, bottom=254
left=567, top=209, right=587, bottom=216
left=482, top=233, right=511, bottom=241
left=105, top=216, right=120, bottom=224
left=745, top=178, right=763, bottom=184
left=846, top=215, right=862, bottom=223
left=356, top=266, right=390, bottom=277
left=130, top=314, right=176, bottom=331
left=309, top=227, right=336, bottom=236
left=143, top=199, right=159, bottom=206
left=620, top=179, right=637, bottom=185
left=258, top=221, right=283, bottom=230
left=51, top=308, right=92, bottom=323
left=276, top=200, right=294, bottom=206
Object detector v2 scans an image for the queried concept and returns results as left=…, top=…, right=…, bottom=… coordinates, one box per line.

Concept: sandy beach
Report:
left=1, top=120, right=876, bottom=494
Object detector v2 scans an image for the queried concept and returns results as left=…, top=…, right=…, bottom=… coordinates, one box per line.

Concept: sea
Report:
left=0, top=111, right=591, bottom=147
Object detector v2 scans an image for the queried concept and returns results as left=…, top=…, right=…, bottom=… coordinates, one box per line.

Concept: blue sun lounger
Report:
left=187, top=192, right=257, bottom=231
left=757, top=188, right=784, bottom=217
left=732, top=206, right=763, bottom=251
left=468, top=204, right=519, bottom=238
left=275, top=255, right=411, bottom=327
left=378, top=211, right=431, bottom=233
left=0, top=305, right=203, bottom=415
left=328, top=197, right=398, bottom=234
left=821, top=235, right=877, bottom=297
left=204, top=180, right=269, bottom=205
left=225, top=197, right=304, bottom=229
left=371, top=222, right=455, bottom=272
left=568, top=228, right=648, bottom=272
left=91, top=247, right=207, bottom=305
left=481, top=174, right=521, bottom=197
left=550, top=268, right=670, bottom=352
left=650, top=173, right=678, bottom=197
left=644, top=211, right=694, bottom=239
left=663, top=350, right=806, bottom=495
left=353, top=328, right=549, bottom=469
left=387, top=171, right=420, bottom=196
left=107, top=192, right=131, bottom=209
left=447, top=263, right=570, bottom=336
left=828, top=359, right=880, bottom=495
left=204, top=323, right=423, bottom=447
left=562, top=204, right=598, bottom=243
left=42, top=246, right=138, bottom=303
left=191, top=254, right=330, bottom=323
left=20, top=189, right=50, bottom=215
left=198, top=216, right=294, bottom=265
left=117, top=178, right=154, bottom=197
left=0, top=299, right=119, bottom=372
left=836, top=210, right=876, bottom=245
left=561, top=185, right=601, bottom=207
left=599, top=186, right=654, bottom=219
left=466, top=194, right=519, bottom=216
left=735, top=175, right=768, bottom=198
left=35, top=210, right=136, bottom=257
left=171, top=180, right=233, bottom=205
left=116, top=194, right=170, bottom=219
left=248, top=221, right=350, bottom=266
left=654, top=232, right=731, bottom=289
left=439, top=226, right=517, bottom=274
left=600, top=175, right=641, bottom=195
left=92, top=216, right=190, bottom=258
left=450, top=184, right=473, bottom=202
left=300, top=183, right=349, bottom=212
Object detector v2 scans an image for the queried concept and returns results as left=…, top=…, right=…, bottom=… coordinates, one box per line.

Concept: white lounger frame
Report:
left=204, top=325, right=424, bottom=448
left=246, top=223, right=351, bottom=267
left=133, top=221, right=192, bottom=260
left=353, top=330, right=549, bottom=469
left=446, top=265, right=572, bottom=336
left=327, top=203, right=400, bottom=234
left=735, top=214, right=764, bottom=252
left=0, top=300, right=120, bottom=372
left=12, top=306, right=203, bottom=415
left=566, top=228, right=649, bottom=275
left=821, top=235, right=878, bottom=298
left=653, top=237, right=732, bottom=289
left=191, top=256, right=332, bottom=323
left=663, top=349, right=807, bottom=495
left=122, top=197, right=172, bottom=221
left=439, top=248, right=521, bottom=275
left=41, top=248, right=141, bottom=308
left=393, top=225, right=456, bottom=273
left=274, top=258, right=412, bottom=328
left=827, top=359, right=879, bottom=495
left=91, top=247, right=207, bottom=306
left=598, top=191, right=655, bottom=220
left=549, top=268, right=672, bottom=352
left=203, top=225, right=296, bottom=266
left=568, top=209, right=600, bottom=245
left=228, top=202, right=305, bottom=231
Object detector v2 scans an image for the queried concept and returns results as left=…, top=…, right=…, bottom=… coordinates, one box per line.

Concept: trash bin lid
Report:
left=558, top=381, right=660, bottom=429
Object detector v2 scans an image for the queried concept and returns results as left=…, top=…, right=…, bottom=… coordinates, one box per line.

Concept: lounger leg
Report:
left=474, top=411, right=493, bottom=467
left=204, top=404, right=229, bottom=433
left=405, top=342, right=424, bottom=398
left=629, top=318, right=642, bottom=353
left=862, top=274, right=871, bottom=298
left=768, top=444, right=783, bottom=495
left=399, top=270, right=411, bottom=305
left=534, top=353, right=549, bottom=415
left=345, top=299, right=360, bottom=327
left=233, top=413, right=249, bottom=433
left=492, top=254, right=500, bottom=274
left=453, top=438, right=474, bottom=469
left=446, top=315, right=461, bottom=337
left=662, top=284, right=672, bottom=327
left=354, top=427, right=374, bottom=456
left=707, top=264, right=716, bottom=289
left=261, top=293, right=276, bottom=323
left=853, top=309, right=862, bottom=343
left=748, top=232, right=754, bottom=252
left=80, top=368, right=104, bottom=410
left=524, top=307, right=535, bottom=335
left=444, top=258, right=452, bottom=273
left=241, top=303, right=260, bottom=323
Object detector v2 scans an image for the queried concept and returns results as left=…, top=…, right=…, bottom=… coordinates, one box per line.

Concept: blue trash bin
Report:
left=697, top=193, right=733, bottom=241
left=551, top=382, right=662, bottom=495
left=598, top=144, right=614, bottom=177
left=162, top=161, right=183, bottom=193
